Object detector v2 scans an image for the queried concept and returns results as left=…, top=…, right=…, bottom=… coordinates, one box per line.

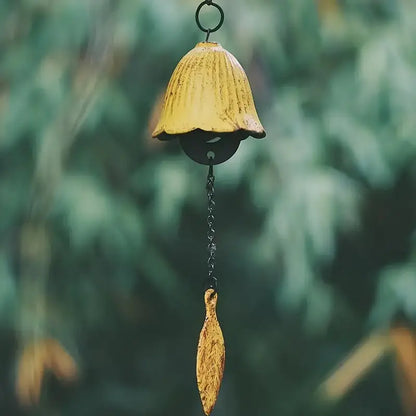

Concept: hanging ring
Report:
left=195, top=1, right=225, bottom=36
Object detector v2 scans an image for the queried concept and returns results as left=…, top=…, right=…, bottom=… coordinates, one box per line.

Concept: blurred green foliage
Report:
left=1, top=0, right=416, bottom=415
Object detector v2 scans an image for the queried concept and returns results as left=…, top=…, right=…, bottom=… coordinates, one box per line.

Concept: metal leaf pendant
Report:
left=196, top=289, right=225, bottom=415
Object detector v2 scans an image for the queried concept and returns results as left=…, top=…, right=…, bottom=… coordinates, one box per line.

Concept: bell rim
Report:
left=153, top=127, right=266, bottom=141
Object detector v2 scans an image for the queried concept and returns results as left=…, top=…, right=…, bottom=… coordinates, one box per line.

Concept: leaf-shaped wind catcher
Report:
left=197, top=289, right=225, bottom=415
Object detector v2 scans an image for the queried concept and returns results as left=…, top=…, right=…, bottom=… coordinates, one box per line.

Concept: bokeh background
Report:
left=1, top=0, right=416, bottom=415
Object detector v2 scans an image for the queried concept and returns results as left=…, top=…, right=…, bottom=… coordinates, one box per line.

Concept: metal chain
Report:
left=206, top=163, right=218, bottom=292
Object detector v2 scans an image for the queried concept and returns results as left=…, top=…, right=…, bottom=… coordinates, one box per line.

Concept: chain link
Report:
left=206, top=163, right=218, bottom=292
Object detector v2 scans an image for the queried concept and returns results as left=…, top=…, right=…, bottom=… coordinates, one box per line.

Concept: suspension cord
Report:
left=206, top=163, right=218, bottom=293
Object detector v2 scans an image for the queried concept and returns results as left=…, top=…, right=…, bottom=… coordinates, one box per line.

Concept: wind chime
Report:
left=152, top=1, right=266, bottom=414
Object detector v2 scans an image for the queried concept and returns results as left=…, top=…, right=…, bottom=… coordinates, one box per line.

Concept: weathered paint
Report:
left=153, top=42, right=266, bottom=140
left=196, top=289, right=225, bottom=416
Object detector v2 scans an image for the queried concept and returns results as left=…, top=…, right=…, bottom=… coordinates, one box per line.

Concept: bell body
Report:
left=152, top=42, right=266, bottom=165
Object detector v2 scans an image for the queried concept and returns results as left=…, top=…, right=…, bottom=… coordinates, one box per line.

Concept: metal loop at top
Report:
left=195, top=1, right=224, bottom=35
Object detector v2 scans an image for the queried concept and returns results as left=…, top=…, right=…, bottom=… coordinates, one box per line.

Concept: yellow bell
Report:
left=152, top=41, right=266, bottom=165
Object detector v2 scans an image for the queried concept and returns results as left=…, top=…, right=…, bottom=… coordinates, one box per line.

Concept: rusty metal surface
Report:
left=152, top=42, right=266, bottom=140
left=196, top=289, right=225, bottom=415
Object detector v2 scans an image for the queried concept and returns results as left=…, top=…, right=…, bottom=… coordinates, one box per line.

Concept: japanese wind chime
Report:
left=152, top=1, right=266, bottom=414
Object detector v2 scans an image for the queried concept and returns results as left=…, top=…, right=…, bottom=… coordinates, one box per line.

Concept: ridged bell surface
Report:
left=152, top=42, right=266, bottom=140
